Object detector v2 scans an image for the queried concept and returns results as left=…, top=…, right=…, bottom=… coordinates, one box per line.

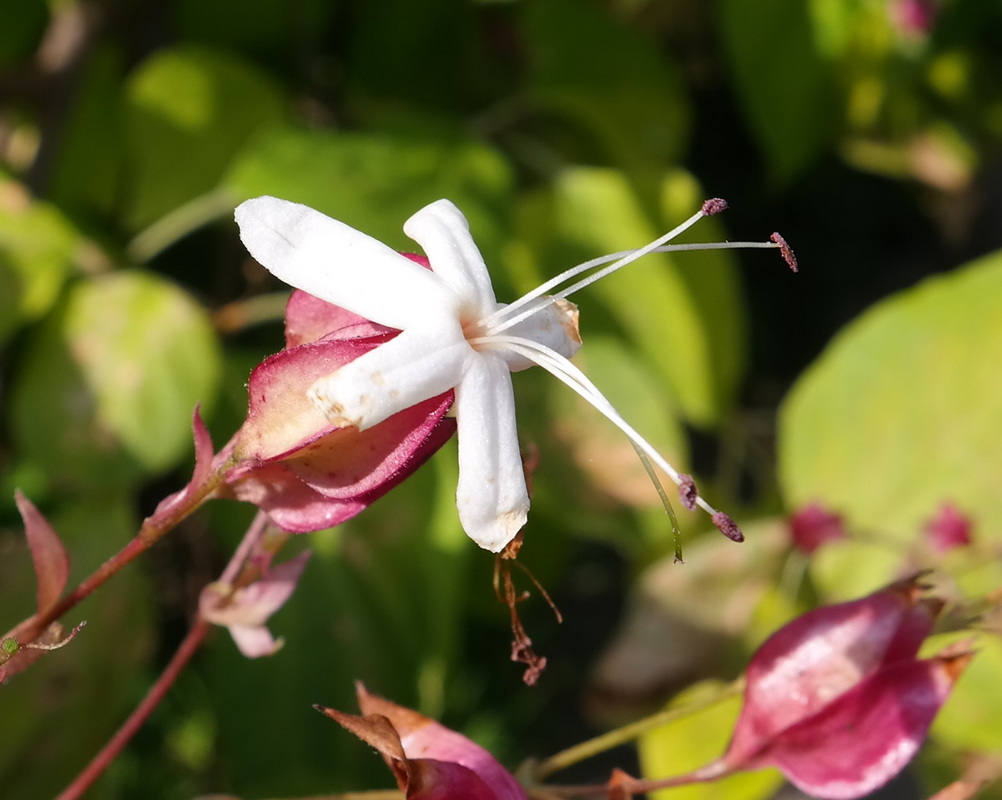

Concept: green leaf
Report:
left=779, top=250, right=1002, bottom=543
left=172, top=0, right=333, bottom=55
left=47, top=46, right=126, bottom=218
left=0, top=0, right=46, bottom=68
left=638, top=681, right=784, bottom=800
left=522, top=0, right=689, bottom=170
left=0, top=187, right=79, bottom=345
left=514, top=166, right=745, bottom=426
left=123, top=45, right=286, bottom=230
left=10, top=271, right=221, bottom=489
left=718, top=0, right=839, bottom=181
left=226, top=126, right=513, bottom=261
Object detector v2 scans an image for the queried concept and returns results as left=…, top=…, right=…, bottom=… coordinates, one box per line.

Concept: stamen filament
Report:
left=483, top=240, right=780, bottom=338
left=633, top=443, right=686, bottom=563
left=480, top=206, right=711, bottom=335
left=474, top=334, right=722, bottom=519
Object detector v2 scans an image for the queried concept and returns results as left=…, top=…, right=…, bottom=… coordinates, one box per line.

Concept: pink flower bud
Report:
left=317, top=683, right=528, bottom=800
left=221, top=271, right=456, bottom=532
left=788, top=502, right=846, bottom=554
left=924, top=502, right=973, bottom=554
left=720, top=575, right=971, bottom=798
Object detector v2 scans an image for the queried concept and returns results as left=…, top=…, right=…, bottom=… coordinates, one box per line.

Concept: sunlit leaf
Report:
left=10, top=271, right=222, bottom=489
left=226, top=126, right=513, bottom=263
left=513, top=166, right=745, bottom=426
left=779, top=250, right=1002, bottom=543
left=638, top=681, right=784, bottom=800
left=521, top=0, right=689, bottom=171
left=0, top=185, right=79, bottom=345
left=123, top=45, right=286, bottom=230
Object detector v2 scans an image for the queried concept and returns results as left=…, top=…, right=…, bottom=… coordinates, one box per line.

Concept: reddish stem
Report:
left=54, top=618, right=212, bottom=800
left=53, top=510, right=272, bottom=799
left=3, top=462, right=231, bottom=654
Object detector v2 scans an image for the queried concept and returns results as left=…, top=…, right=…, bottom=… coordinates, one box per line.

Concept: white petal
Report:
left=309, top=322, right=471, bottom=430
left=454, top=355, right=529, bottom=551
left=403, top=199, right=498, bottom=313
left=235, top=196, right=458, bottom=330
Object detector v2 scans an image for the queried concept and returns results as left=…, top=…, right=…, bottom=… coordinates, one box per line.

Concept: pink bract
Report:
left=220, top=261, right=456, bottom=532
left=719, top=575, right=971, bottom=799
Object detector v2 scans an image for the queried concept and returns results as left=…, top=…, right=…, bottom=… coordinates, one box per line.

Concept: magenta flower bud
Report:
left=719, top=575, right=971, bottom=798
left=788, top=502, right=847, bottom=554
left=219, top=275, right=456, bottom=533
left=317, top=683, right=528, bottom=800
left=924, top=502, right=973, bottom=554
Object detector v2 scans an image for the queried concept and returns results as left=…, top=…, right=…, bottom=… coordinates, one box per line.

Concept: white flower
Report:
left=235, top=196, right=790, bottom=552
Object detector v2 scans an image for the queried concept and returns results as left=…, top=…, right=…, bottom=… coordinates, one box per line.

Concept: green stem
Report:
left=532, top=678, right=744, bottom=781
left=128, top=187, right=237, bottom=263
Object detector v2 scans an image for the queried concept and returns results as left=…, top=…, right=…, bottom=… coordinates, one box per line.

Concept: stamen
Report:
left=702, top=197, right=728, bottom=216
left=475, top=334, right=726, bottom=521
left=771, top=232, right=798, bottom=272
left=482, top=199, right=793, bottom=338
left=481, top=204, right=713, bottom=335
left=678, top=474, right=698, bottom=511
left=634, top=444, right=685, bottom=563
left=711, top=512, right=744, bottom=542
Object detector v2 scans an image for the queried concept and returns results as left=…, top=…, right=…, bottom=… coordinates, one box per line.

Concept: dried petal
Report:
left=353, top=684, right=528, bottom=800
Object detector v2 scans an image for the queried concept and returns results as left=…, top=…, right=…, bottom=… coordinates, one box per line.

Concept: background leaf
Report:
left=779, top=250, right=1002, bottom=543
left=10, top=271, right=222, bottom=490
left=637, top=681, right=784, bottom=800
left=718, top=0, right=839, bottom=181
left=123, top=46, right=287, bottom=230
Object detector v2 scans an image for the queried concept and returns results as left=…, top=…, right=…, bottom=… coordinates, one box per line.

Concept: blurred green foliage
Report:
left=1, top=0, right=1001, bottom=798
